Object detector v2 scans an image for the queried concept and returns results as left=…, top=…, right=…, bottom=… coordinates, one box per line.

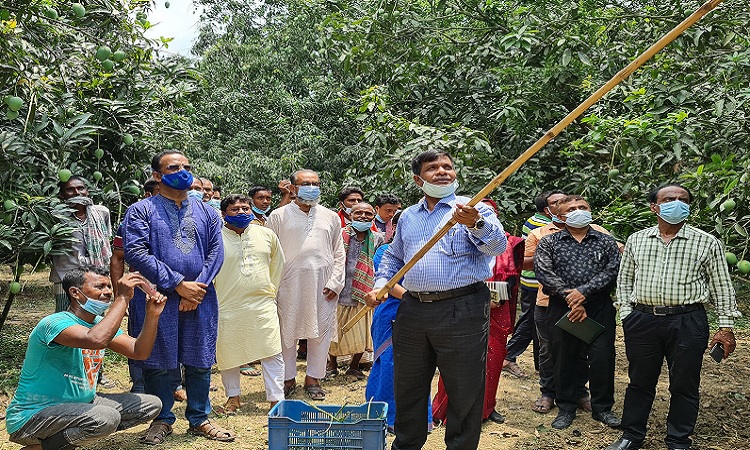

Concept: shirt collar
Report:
left=646, top=223, right=691, bottom=239
left=155, top=194, right=189, bottom=208
left=560, top=226, right=599, bottom=241
left=417, top=193, right=457, bottom=212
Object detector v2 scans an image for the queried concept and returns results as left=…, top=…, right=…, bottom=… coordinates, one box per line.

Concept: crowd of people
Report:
left=4, top=148, right=741, bottom=450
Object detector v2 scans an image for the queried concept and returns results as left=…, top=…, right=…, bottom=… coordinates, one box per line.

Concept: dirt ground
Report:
left=1, top=271, right=749, bottom=449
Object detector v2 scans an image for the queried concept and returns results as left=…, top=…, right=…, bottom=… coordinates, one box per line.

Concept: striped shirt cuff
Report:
left=718, top=315, right=735, bottom=328
left=618, top=303, right=633, bottom=321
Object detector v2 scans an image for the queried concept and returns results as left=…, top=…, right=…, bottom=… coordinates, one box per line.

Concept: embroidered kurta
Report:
left=214, top=225, right=285, bottom=370
left=123, top=195, right=224, bottom=369
left=266, top=203, right=346, bottom=347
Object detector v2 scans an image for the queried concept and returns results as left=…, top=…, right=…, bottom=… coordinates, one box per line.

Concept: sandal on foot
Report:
left=502, top=361, right=528, bottom=379
left=188, top=419, right=235, bottom=442
left=284, top=381, right=297, bottom=398
left=577, top=396, right=592, bottom=413
left=344, top=368, right=366, bottom=380
left=239, top=364, right=262, bottom=377
left=323, top=368, right=339, bottom=381
left=141, top=420, right=173, bottom=445
left=215, top=396, right=241, bottom=416
left=304, top=383, right=326, bottom=401
left=532, top=396, right=555, bottom=414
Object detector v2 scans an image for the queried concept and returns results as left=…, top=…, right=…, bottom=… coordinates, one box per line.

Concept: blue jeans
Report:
left=142, top=365, right=211, bottom=427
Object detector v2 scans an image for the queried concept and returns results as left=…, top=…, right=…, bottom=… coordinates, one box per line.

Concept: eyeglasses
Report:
left=163, top=164, right=193, bottom=172
left=295, top=181, right=321, bottom=187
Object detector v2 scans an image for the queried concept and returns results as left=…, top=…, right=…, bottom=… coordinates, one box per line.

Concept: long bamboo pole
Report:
left=341, top=0, right=725, bottom=335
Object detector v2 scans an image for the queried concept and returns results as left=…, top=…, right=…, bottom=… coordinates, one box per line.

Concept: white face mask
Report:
left=419, top=177, right=458, bottom=199
left=564, top=209, right=593, bottom=228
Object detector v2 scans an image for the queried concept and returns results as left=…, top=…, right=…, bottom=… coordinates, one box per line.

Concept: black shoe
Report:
left=593, top=410, right=622, bottom=428
left=484, top=410, right=506, bottom=424
left=604, top=437, right=643, bottom=450
left=551, top=410, right=576, bottom=429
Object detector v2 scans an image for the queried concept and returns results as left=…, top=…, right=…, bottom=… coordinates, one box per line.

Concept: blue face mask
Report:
left=252, top=205, right=270, bottom=215
left=375, top=214, right=386, bottom=224
left=207, top=199, right=221, bottom=210
left=564, top=209, right=593, bottom=228
left=298, top=185, right=321, bottom=201
left=419, top=177, right=458, bottom=199
left=351, top=221, right=372, bottom=232
left=187, top=190, right=204, bottom=201
left=77, top=292, right=111, bottom=317
left=657, top=200, right=690, bottom=224
left=161, top=169, right=194, bottom=191
left=224, top=213, right=254, bottom=228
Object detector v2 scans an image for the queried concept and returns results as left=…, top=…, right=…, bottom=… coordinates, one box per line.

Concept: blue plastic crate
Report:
left=268, top=399, right=388, bottom=450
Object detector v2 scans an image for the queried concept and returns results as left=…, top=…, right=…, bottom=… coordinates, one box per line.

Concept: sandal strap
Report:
left=192, top=420, right=235, bottom=441
left=142, top=421, right=172, bottom=444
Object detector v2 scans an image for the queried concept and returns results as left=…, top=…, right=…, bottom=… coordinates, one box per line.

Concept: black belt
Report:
left=408, top=282, right=483, bottom=303
left=633, top=303, right=704, bottom=316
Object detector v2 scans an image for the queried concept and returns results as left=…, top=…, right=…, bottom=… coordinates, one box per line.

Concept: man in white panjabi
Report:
left=214, top=194, right=286, bottom=413
left=267, top=169, right=346, bottom=402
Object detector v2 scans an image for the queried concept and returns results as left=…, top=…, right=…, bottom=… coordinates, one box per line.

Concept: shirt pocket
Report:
left=439, top=228, right=475, bottom=256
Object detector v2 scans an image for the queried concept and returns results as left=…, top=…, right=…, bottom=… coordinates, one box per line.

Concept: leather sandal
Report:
left=216, top=396, right=241, bottom=416
left=304, top=383, right=326, bottom=401
left=141, top=420, right=173, bottom=445
left=188, top=419, right=235, bottom=442
left=345, top=368, right=366, bottom=380
left=284, top=380, right=297, bottom=398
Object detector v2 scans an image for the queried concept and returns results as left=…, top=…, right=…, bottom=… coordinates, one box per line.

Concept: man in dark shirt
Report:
left=534, top=195, right=621, bottom=430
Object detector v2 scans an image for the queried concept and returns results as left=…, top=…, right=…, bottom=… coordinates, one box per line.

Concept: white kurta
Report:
left=214, top=225, right=285, bottom=370
left=267, top=203, right=346, bottom=348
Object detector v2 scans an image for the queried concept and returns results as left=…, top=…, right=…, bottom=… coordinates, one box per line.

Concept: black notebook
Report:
left=555, top=311, right=605, bottom=344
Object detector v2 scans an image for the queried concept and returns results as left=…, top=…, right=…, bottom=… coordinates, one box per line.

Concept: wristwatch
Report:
left=469, top=218, right=485, bottom=230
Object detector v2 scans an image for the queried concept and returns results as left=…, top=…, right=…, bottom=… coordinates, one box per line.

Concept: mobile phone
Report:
left=709, top=343, right=724, bottom=363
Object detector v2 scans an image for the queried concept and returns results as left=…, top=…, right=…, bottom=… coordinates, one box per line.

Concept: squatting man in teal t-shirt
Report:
left=5, top=265, right=167, bottom=449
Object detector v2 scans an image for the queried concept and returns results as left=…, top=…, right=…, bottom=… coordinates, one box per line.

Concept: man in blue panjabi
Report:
left=123, top=150, right=232, bottom=444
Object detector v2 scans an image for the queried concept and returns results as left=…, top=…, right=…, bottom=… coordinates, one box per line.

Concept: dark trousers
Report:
left=620, top=307, right=708, bottom=448
left=129, top=364, right=183, bottom=394
left=535, top=304, right=590, bottom=400
left=534, top=305, right=556, bottom=398
left=505, top=287, right=539, bottom=369
left=392, top=285, right=490, bottom=450
left=548, top=297, right=615, bottom=413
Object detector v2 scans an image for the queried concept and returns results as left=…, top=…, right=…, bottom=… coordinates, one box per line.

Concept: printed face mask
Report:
left=161, top=169, right=194, bottom=191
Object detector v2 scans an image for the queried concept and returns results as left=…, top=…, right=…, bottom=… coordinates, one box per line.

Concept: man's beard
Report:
left=297, top=198, right=319, bottom=207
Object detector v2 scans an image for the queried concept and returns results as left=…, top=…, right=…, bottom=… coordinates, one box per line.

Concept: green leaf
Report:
left=561, top=48, right=572, bottom=67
